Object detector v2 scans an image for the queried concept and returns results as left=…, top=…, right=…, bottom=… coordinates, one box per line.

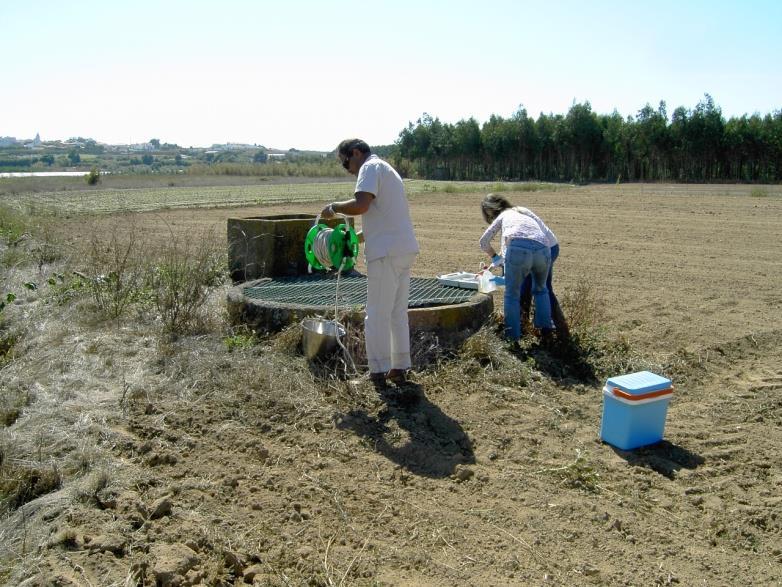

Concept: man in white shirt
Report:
left=320, top=139, right=419, bottom=385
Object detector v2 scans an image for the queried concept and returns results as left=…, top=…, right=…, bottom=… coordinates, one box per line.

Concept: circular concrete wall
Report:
left=227, top=275, right=493, bottom=348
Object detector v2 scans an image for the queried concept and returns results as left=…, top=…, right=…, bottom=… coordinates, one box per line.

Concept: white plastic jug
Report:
left=478, top=270, right=497, bottom=293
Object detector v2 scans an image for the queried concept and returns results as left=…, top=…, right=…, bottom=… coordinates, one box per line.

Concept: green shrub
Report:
left=85, top=167, right=101, bottom=185
left=0, top=292, right=15, bottom=314
left=47, top=274, right=88, bottom=306
left=223, top=332, right=257, bottom=352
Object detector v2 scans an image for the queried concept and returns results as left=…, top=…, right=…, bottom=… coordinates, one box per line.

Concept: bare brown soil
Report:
left=1, top=183, right=781, bottom=586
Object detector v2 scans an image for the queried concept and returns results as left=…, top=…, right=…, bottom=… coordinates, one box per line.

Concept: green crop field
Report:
left=0, top=180, right=561, bottom=216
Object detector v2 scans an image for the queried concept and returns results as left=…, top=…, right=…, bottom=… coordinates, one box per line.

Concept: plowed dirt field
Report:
left=1, top=183, right=781, bottom=586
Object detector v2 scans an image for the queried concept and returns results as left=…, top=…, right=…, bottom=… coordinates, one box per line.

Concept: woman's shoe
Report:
left=540, top=328, right=556, bottom=346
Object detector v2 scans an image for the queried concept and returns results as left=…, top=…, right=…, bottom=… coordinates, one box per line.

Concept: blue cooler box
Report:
left=600, top=371, right=673, bottom=450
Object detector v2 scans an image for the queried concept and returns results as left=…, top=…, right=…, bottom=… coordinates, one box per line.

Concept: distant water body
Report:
left=0, top=171, right=91, bottom=178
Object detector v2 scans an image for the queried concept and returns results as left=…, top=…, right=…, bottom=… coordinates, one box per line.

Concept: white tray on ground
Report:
left=437, top=271, right=480, bottom=290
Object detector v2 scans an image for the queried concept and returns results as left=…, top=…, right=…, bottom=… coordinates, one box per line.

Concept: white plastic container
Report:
left=437, top=272, right=505, bottom=291
left=437, top=272, right=480, bottom=290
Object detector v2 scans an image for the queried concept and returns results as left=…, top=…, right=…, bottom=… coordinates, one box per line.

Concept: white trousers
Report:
left=365, top=253, right=417, bottom=373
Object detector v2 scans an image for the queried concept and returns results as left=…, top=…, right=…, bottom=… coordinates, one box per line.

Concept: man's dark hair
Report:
left=336, top=139, right=371, bottom=157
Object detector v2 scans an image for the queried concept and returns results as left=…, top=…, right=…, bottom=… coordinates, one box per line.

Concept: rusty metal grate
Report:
left=242, top=273, right=476, bottom=308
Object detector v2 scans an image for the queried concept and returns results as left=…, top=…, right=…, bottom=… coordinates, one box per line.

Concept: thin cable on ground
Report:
left=333, top=256, right=357, bottom=374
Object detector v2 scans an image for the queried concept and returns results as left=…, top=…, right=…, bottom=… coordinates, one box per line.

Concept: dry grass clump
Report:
left=538, top=449, right=601, bottom=493
left=0, top=322, right=21, bottom=365
left=0, top=383, right=31, bottom=427
left=147, top=231, right=227, bottom=336
left=133, top=330, right=331, bottom=434
left=74, top=469, right=111, bottom=507
left=270, top=322, right=304, bottom=355
left=0, top=408, right=20, bottom=428
left=46, top=528, right=79, bottom=550
left=84, top=224, right=146, bottom=320
left=460, top=325, right=508, bottom=369
left=415, top=326, right=530, bottom=392
left=0, top=204, right=28, bottom=244
left=72, top=222, right=228, bottom=336
left=559, top=277, right=607, bottom=333
left=29, top=225, right=63, bottom=269
left=0, top=205, right=64, bottom=280
left=546, top=277, right=660, bottom=380
left=411, top=331, right=455, bottom=368
left=0, top=458, right=62, bottom=514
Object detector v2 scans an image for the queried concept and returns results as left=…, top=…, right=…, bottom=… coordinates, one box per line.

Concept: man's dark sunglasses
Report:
left=341, top=154, right=352, bottom=170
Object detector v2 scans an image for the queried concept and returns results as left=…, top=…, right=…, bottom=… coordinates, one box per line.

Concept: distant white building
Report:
left=24, top=133, right=43, bottom=149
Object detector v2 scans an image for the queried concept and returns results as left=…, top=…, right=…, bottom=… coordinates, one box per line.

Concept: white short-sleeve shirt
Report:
left=355, top=155, right=419, bottom=262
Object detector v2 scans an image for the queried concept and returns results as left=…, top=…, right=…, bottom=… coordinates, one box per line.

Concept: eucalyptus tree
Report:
left=394, top=95, right=779, bottom=183
left=562, top=102, right=602, bottom=182
left=635, top=102, right=671, bottom=180
left=452, top=117, right=482, bottom=179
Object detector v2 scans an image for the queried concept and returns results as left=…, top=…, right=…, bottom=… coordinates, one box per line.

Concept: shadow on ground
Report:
left=335, top=382, right=475, bottom=478
left=610, top=440, right=705, bottom=479
left=510, top=335, right=601, bottom=386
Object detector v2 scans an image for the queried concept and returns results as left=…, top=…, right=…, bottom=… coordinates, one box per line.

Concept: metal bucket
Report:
left=301, top=317, right=346, bottom=360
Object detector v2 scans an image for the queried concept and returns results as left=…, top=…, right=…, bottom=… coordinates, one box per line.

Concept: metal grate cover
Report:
left=243, top=273, right=476, bottom=308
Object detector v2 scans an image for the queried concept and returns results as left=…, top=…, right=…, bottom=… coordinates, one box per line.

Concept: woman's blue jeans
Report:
left=504, top=239, right=552, bottom=340
left=522, top=242, right=560, bottom=322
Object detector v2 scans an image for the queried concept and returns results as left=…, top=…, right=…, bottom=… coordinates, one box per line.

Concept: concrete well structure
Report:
left=226, top=215, right=494, bottom=356
left=227, top=214, right=355, bottom=282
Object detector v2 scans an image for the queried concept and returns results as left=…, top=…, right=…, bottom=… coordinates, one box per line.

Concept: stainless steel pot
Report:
left=301, top=317, right=346, bottom=360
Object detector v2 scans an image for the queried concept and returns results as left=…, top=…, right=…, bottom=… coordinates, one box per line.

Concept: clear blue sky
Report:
left=2, top=0, right=780, bottom=150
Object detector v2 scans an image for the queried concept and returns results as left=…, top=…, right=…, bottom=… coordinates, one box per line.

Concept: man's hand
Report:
left=320, top=203, right=335, bottom=219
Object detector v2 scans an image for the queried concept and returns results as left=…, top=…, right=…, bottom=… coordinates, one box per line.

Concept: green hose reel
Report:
left=304, top=222, right=360, bottom=271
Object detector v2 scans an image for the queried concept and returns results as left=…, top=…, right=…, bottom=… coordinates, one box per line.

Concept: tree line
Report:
left=390, top=95, right=782, bottom=183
